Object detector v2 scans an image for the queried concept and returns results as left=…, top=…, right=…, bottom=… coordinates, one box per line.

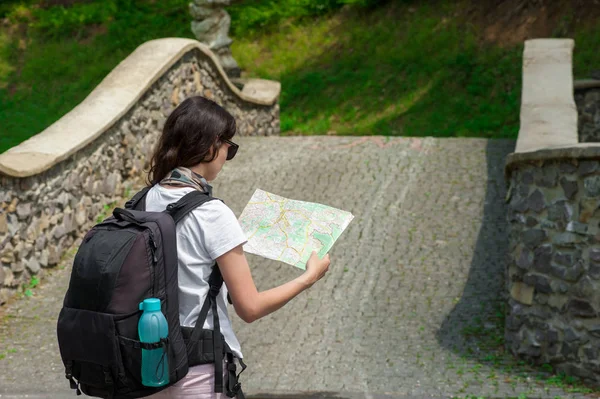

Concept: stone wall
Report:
left=505, top=39, right=600, bottom=386
left=505, top=157, right=600, bottom=386
left=0, top=43, right=280, bottom=305
left=575, top=86, right=600, bottom=143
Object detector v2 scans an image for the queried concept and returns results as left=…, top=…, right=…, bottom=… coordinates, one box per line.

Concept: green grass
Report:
left=1, top=0, right=600, bottom=153
left=0, top=0, right=194, bottom=152
left=233, top=1, right=599, bottom=139
left=234, top=2, right=522, bottom=138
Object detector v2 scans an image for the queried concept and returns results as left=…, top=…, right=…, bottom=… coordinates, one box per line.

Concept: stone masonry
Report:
left=0, top=49, right=279, bottom=304
left=575, top=87, right=600, bottom=143
left=506, top=158, right=600, bottom=386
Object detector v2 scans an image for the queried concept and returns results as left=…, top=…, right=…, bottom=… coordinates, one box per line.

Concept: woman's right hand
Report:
left=302, top=251, right=331, bottom=287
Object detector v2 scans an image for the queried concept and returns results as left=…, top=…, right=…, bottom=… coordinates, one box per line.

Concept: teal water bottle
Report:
left=138, top=298, right=169, bottom=387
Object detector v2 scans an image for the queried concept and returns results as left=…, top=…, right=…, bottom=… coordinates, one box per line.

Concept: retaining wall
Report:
left=0, top=38, right=281, bottom=304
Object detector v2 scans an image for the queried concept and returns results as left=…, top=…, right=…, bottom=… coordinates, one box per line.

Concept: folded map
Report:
left=238, top=189, right=354, bottom=269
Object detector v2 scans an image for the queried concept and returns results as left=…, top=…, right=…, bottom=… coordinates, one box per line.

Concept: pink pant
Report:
left=143, top=362, right=227, bottom=399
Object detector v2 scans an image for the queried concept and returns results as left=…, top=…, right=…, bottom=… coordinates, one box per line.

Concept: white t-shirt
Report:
left=145, top=184, right=247, bottom=358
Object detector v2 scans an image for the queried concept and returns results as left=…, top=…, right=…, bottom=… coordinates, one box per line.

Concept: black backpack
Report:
left=57, top=187, right=246, bottom=398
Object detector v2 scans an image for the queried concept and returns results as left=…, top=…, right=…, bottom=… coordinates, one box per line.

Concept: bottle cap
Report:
left=139, top=298, right=161, bottom=312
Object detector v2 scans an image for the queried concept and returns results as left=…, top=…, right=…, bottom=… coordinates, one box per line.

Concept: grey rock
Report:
left=521, top=170, right=534, bottom=184
left=26, top=258, right=40, bottom=274
left=583, top=346, right=599, bottom=362
left=104, top=172, right=120, bottom=195
left=527, top=189, right=545, bottom=213
left=540, top=219, right=557, bottom=230
left=84, top=176, right=94, bottom=195
left=49, top=213, right=61, bottom=226
left=13, top=241, right=24, bottom=260
left=7, top=214, right=19, bottom=236
left=590, top=263, right=600, bottom=279
left=553, top=251, right=575, bottom=266
left=39, top=250, right=48, bottom=268
left=11, top=261, right=24, bottom=273
left=590, top=325, right=600, bottom=338
left=548, top=200, right=569, bottom=222
left=535, top=292, right=549, bottom=304
left=533, top=244, right=552, bottom=272
left=525, top=216, right=538, bottom=227
left=590, top=248, right=600, bottom=263
left=52, top=225, right=67, bottom=240
left=554, top=232, right=584, bottom=247
left=550, top=260, right=585, bottom=282
left=92, top=181, right=102, bottom=196
left=2, top=267, right=12, bottom=286
left=35, top=235, right=46, bottom=251
left=550, top=279, right=570, bottom=294
left=561, top=342, right=581, bottom=361
left=518, top=329, right=541, bottom=357
left=56, top=191, right=70, bottom=209
left=523, top=273, right=553, bottom=294
left=565, top=327, right=582, bottom=342
left=0, top=288, right=11, bottom=305
left=516, top=246, right=534, bottom=269
left=48, top=245, right=60, bottom=266
left=62, top=210, right=75, bottom=233
left=567, top=298, right=597, bottom=318
left=511, top=198, right=529, bottom=213
left=1, top=241, right=13, bottom=258
left=574, top=275, right=595, bottom=297
left=560, top=162, right=578, bottom=173
left=522, top=229, right=546, bottom=248
left=506, top=313, right=525, bottom=331
left=578, top=160, right=599, bottom=175
left=15, top=202, right=32, bottom=220
left=566, top=221, right=588, bottom=235
left=75, top=208, right=87, bottom=226
left=560, top=177, right=579, bottom=199
left=547, top=293, right=568, bottom=310
left=535, top=165, right=558, bottom=187
left=584, top=175, right=600, bottom=197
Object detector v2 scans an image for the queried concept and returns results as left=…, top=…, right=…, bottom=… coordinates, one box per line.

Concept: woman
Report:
left=143, top=96, right=331, bottom=398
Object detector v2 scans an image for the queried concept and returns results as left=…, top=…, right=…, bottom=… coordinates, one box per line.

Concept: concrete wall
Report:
left=0, top=38, right=280, bottom=304
left=505, top=39, right=600, bottom=386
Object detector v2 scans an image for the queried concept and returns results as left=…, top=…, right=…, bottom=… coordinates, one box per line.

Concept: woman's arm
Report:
left=217, top=245, right=330, bottom=323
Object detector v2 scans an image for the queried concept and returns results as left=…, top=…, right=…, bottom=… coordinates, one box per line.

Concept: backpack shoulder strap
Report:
left=186, top=263, right=227, bottom=392
left=167, top=190, right=221, bottom=224
left=124, top=186, right=151, bottom=210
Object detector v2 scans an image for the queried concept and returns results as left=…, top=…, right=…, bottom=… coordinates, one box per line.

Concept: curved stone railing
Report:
left=0, top=38, right=280, bottom=304
left=505, top=39, right=600, bottom=386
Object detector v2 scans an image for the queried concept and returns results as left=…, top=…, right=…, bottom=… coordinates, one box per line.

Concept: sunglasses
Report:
left=221, top=138, right=239, bottom=160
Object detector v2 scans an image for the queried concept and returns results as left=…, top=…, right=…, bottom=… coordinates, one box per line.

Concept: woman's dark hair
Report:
left=147, top=96, right=236, bottom=185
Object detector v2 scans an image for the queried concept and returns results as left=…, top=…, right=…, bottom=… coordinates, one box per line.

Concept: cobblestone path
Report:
left=1, top=137, right=596, bottom=398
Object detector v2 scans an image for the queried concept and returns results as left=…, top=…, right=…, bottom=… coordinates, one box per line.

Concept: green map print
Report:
left=238, top=189, right=354, bottom=269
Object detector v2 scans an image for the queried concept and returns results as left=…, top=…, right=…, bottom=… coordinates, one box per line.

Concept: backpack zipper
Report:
left=149, top=231, right=158, bottom=297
